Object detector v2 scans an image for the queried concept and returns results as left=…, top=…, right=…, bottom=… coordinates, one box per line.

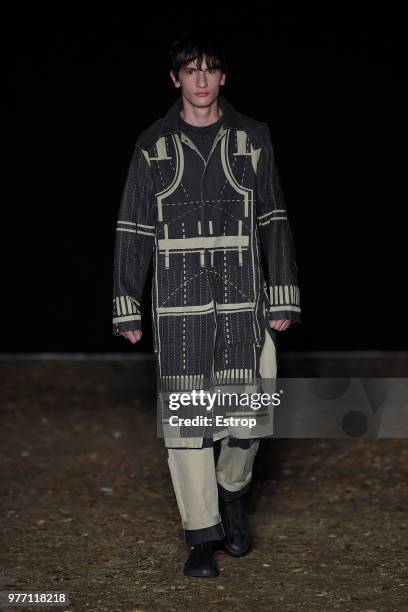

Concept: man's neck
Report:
left=179, top=94, right=223, bottom=127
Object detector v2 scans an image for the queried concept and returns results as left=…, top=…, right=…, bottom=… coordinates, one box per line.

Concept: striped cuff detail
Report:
left=269, top=284, right=300, bottom=309
left=269, top=305, right=301, bottom=314
left=112, top=295, right=141, bottom=325
left=112, top=313, right=141, bottom=325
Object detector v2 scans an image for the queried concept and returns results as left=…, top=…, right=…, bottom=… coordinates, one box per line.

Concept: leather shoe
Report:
left=183, top=541, right=219, bottom=577
left=219, top=494, right=252, bottom=557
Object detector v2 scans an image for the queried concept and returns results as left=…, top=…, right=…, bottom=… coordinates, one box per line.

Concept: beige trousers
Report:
left=167, top=435, right=260, bottom=532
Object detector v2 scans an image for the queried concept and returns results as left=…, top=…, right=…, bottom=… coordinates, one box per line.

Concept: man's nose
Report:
left=197, top=72, right=208, bottom=86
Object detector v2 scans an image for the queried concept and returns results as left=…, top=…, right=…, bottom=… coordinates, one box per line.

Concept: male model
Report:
left=112, top=29, right=301, bottom=577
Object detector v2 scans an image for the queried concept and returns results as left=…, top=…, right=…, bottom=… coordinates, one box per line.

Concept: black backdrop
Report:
left=6, top=7, right=407, bottom=352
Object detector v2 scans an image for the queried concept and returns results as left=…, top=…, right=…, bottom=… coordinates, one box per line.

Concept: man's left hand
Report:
left=269, top=319, right=292, bottom=331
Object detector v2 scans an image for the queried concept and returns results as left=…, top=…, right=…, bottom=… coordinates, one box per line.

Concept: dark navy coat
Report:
left=112, top=93, right=301, bottom=445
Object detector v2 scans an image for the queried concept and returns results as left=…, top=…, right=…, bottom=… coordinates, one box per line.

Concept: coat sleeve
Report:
left=112, top=137, right=156, bottom=336
left=255, top=123, right=302, bottom=324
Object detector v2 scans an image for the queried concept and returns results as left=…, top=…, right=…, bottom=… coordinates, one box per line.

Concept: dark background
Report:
left=6, top=7, right=407, bottom=353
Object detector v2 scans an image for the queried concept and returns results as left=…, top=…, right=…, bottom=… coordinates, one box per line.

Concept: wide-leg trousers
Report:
left=167, top=435, right=260, bottom=545
left=163, top=322, right=277, bottom=545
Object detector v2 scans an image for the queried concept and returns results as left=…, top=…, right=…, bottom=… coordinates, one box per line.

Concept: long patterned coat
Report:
left=112, top=93, right=301, bottom=446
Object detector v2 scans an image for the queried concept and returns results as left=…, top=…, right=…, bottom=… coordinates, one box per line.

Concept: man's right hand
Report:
left=120, top=330, right=142, bottom=344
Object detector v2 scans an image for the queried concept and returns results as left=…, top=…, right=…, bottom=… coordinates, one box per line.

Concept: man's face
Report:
left=170, top=56, right=226, bottom=107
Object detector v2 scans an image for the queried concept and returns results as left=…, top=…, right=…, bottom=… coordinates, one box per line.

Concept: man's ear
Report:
left=169, top=69, right=180, bottom=88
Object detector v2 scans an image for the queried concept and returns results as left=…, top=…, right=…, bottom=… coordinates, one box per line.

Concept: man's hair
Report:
left=169, top=27, right=228, bottom=80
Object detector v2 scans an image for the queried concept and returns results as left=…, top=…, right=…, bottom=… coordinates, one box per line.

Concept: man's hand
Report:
left=120, top=330, right=143, bottom=344
left=269, top=319, right=292, bottom=332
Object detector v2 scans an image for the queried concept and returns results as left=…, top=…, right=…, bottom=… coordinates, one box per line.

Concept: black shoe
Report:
left=183, top=541, right=219, bottom=577
left=219, top=494, right=252, bottom=557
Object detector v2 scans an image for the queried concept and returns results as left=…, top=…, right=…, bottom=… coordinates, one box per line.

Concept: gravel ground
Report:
left=1, top=359, right=408, bottom=611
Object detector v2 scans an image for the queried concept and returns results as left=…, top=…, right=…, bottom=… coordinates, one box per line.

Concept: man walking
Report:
left=112, top=28, right=301, bottom=577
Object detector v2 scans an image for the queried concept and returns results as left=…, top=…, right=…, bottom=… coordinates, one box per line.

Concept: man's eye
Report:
left=185, top=68, right=218, bottom=75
